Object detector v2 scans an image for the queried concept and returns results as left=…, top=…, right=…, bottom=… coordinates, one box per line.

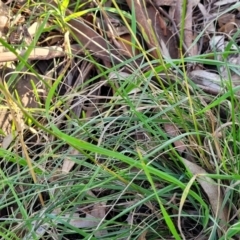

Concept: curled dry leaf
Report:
left=218, top=13, right=237, bottom=33
left=217, top=14, right=235, bottom=27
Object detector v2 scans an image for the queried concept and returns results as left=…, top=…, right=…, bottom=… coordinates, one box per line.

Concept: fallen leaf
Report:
left=217, top=13, right=235, bottom=27
left=1, top=133, right=14, bottom=149
left=101, top=14, right=140, bottom=58
left=69, top=201, right=107, bottom=237
left=47, top=0, right=124, bottom=64
left=0, top=1, right=10, bottom=32
left=0, top=1, right=11, bottom=53
left=189, top=70, right=222, bottom=92
left=138, top=230, right=147, bottom=240
left=218, top=13, right=236, bottom=33
left=181, top=158, right=228, bottom=235
left=209, top=35, right=225, bottom=52
left=184, top=1, right=197, bottom=56
left=126, top=0, right=178, bottom=59
left=163, top=123, right=186, bottom=153
left=62, top=148, right=79, bottom=173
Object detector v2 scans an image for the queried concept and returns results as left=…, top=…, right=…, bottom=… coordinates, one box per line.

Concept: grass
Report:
left=0, top=0, right=240, bottom=239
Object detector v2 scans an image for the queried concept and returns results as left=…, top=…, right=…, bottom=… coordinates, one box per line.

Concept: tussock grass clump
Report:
left=0, top=0, right=240, bottom=239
